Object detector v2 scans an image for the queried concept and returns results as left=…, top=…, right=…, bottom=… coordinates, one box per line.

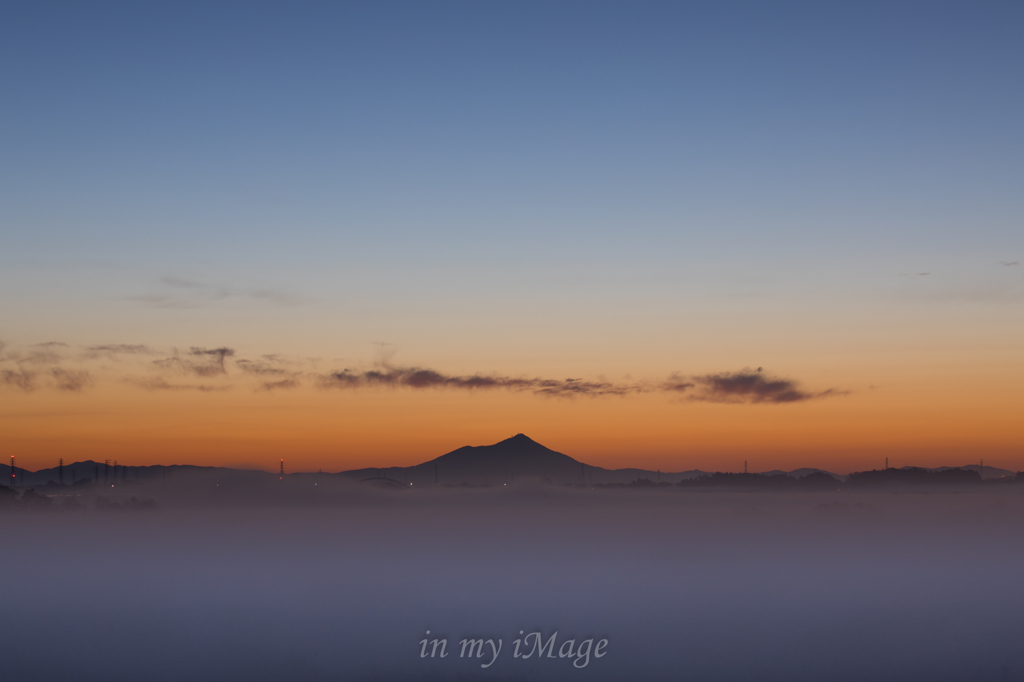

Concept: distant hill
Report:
left=343, top=434, right=602, bottom=486
left=931, top=464, right=1015, bottom=480
left=342, top=434, right=713, bottom=485
left=847, top=467, right=983, bottom=487
left=11, top=461, right=274, bottom=488
left=338, top=434, right=834, bottom=486
left=6, top=436, right=1018, bottom=489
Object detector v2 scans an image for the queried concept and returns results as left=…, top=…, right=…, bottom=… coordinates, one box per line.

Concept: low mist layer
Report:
left=4, top=480, right=1024, bottom=681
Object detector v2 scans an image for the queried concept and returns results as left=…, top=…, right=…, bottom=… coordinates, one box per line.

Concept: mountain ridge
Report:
left=6, top=435, right=1018, bottom=487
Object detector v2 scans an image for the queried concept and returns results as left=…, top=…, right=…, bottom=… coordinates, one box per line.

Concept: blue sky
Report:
left=4, top=1, right=1021, bottom=265
left=3, top=1, right=1022, bottom=350
left=1, top=1, right=1022, bottom=469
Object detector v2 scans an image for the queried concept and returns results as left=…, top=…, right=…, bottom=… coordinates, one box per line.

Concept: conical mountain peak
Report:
left=498, top=433, right=542, bottom=447
left=410, top=434, right=580, bottom=484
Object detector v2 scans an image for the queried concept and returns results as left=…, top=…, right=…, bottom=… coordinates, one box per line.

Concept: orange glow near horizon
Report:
left=3, top=358, right=1022, bottom=475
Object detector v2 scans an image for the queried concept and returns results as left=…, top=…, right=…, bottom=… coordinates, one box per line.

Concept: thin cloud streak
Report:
left=0, top=340, right=844, bottom=403
left=1, top=369, right=36, bottom=391
left=317, top=365, right=641, bottom=397
left=125, top=377, right=230, bottom=392
left=51, top=369, right=94, bottom=392
left=85, top=344, right=155, bottom=356
left=14, top=348, right=65, bottom=365
left=687, top=369, right=842, bottom=404
left=153, top=347, right=235, bottom=377
left=318, top=364, right=842, bottom=403
left=259, top=379, right=300, bottom=391
left=237, top=358, right=290, bottom=376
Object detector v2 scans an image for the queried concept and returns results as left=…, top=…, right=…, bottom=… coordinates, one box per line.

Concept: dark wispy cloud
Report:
left=236, top=356, right=290, bottom=376
left=318, top=365, right=641, bottom=397
left=317, top=364, right=842, bottom=403
left=125, top=377, right=230, bottom=392
left=52, top=368, right=94, bottom=392
left=1, top=339, right=844, bottom=404
left=238, top=355, right=304, bottom=390
left=10, top=344, right=67, bottom=365
left=1, top=369, right=36, bottom=391
left=259, top=379, right=300, bottom=391
left=685, top=369, right=841, bottom=404
left=999, top=260, right=1019, bottom=266
left=85, top=344, right=155, bottom=356
left=154, top=347, right=235, bottom=377
left=663, top=375, right=696, bottom=392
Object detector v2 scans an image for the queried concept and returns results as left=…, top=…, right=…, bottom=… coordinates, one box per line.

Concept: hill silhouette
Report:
left=846, top=466, right=983, bottom=487
left=342, top=434, right=714, bottom=486
left=412, top=433, right=583, bottom=484
left=343, top=434, right=590, bottom=486
left=8, top=435, right=1019, bottom=489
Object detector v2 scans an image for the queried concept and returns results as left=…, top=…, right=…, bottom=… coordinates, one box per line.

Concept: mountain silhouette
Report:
left=10, top=437, right=1013, bottom=489
left=343, top=434, right=712, bottom=486
left=410, top=433, right=583, bottom=484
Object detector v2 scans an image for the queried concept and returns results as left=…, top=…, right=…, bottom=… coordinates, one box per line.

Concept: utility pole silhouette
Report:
left=104, top=460, right=110, bottom=485
left=10, top=456, right=15, bottom=488
left=885, top=457, right=888, bottom=470
left=744, top=461, right=748, bottom=474
left=59, top=458, right=64, bottom=485
left=279, top=459, right=284, bottom=480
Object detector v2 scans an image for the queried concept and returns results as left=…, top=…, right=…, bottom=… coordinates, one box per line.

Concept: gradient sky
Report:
left=1, top=1, right=1022, bottom=473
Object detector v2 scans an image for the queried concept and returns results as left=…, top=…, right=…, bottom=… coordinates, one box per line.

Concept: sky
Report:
left=1, top=1, right=1022, bottom=473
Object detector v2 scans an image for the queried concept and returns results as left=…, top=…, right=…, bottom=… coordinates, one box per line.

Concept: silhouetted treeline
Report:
left=0, top=486, right=52, bottom=509
left=595, top=468, right=1024, bottom=491
left=846, top=467, right=981, bottom=487
left=0, top=485, right=157, bottom=512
